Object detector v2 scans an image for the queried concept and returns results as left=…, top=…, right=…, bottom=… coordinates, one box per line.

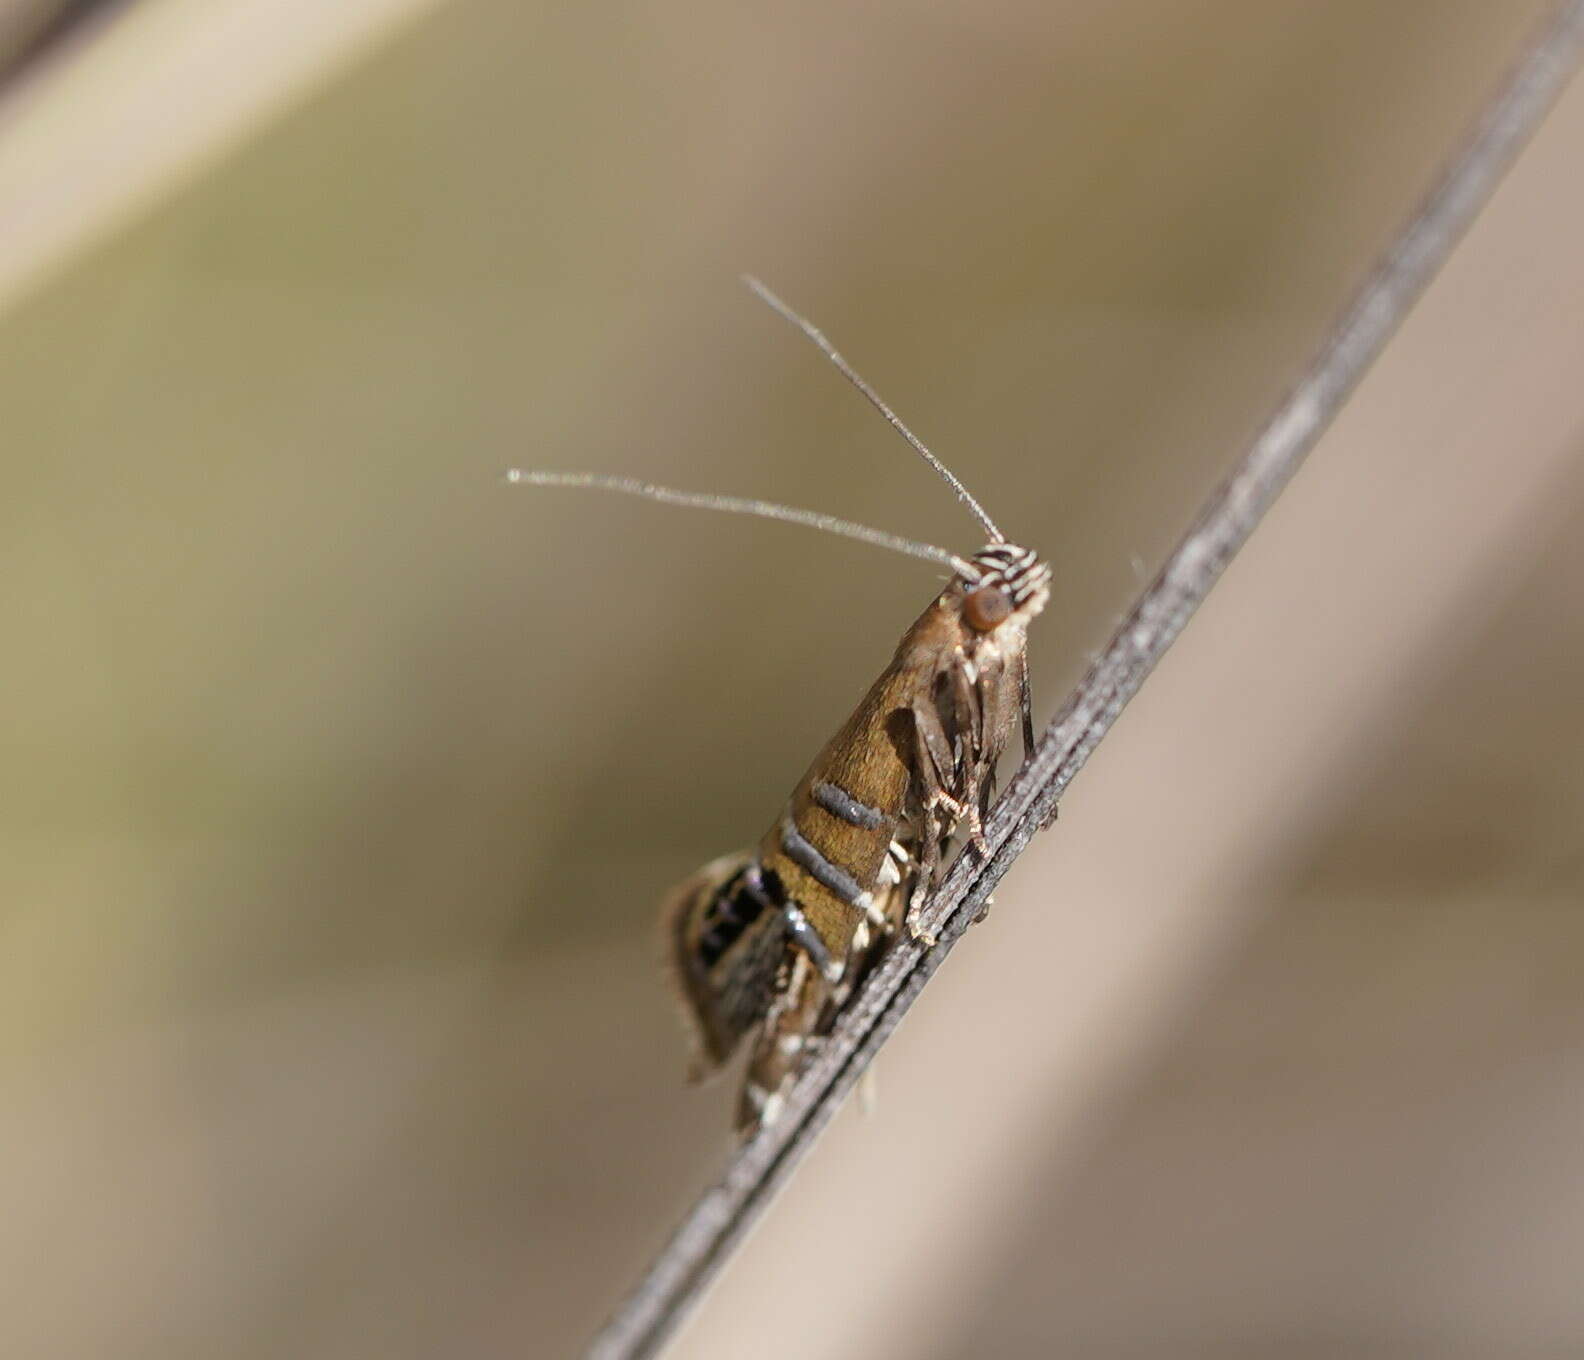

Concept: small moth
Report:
left=510, top=278, right=1050, bottom=1135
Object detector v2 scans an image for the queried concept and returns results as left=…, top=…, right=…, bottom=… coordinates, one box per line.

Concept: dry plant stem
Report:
left=587, top=6, right=1584, bottom=1357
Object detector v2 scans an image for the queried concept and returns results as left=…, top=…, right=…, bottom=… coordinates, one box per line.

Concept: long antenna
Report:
left=506, top=470, right=975, bottom=575
left=741, top=275, right=1005, bottom=543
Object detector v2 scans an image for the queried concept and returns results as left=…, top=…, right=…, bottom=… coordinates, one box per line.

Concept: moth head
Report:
left=958, top=543, right=1051, bottom=634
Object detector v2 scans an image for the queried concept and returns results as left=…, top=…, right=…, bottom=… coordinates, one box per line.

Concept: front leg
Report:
left=946, top=660, right=990, bottom=856
left=905, top=697, right=966, bottom=945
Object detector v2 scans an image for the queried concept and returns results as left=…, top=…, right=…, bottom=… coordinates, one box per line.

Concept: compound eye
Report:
left=963, top=585, right=1011, bottom=632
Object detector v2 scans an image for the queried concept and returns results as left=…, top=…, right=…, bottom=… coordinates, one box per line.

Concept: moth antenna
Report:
left=741, top=275, right=1005, bottom=544
left=507, top=469, right=976, bottom=576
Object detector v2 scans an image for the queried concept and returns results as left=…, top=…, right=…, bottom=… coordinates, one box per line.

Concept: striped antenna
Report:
left=741, top=275, right=1005, bottom=543
left=506, top=470, right=976, bottom=577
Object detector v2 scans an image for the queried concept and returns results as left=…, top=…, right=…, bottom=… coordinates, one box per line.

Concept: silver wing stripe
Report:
left=811, top=780, right=887, bottom=830
left=779, top=816, right=870, bottom=911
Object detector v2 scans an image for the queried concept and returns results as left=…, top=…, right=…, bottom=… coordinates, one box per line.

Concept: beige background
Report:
left=1, top=2, right=1580, bottom=1357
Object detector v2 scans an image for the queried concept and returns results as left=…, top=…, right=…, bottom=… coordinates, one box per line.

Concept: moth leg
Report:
left=907, top=814, right=942, bottom=945
left=957, top=794, right=988, bottom=860
left=737, top=950, right=823, bottom=1137
left=906, top=698, right=966, bottom=944
left=948, top=654, right=984, bottom=761
left=1018, top=650, right=1036, bottom=762
left=911, top=687, right=958, bottom=793
left=910, top=695, right=967, bottom=824
left=947, top=662, right=991, bottom=858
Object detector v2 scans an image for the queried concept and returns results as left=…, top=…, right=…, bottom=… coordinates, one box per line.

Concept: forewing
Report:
left=661, top=851, right=790, bottom=1075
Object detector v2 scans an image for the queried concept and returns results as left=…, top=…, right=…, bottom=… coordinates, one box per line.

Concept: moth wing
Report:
left=661, top=851, right=789, bottom=1078
left=735, top=862, right=912, bottom=1136
left=737, top=950, right=822, bottom=1134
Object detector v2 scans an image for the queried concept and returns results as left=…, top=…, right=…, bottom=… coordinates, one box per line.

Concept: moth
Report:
left=509, top=278, right=1050, bottom=1135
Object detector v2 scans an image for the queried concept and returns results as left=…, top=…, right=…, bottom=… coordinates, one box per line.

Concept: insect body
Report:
left=511, top=279, right=1050, bottom=1135
left=666, top=540, right=1048, bottom=1131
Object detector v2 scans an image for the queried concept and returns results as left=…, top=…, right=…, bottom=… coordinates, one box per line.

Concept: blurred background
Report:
left=1, top=1, right=1581, bottom=1356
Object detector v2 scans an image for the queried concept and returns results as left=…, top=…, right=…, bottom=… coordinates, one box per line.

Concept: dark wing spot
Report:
left=695, top=864, right=776, bottom=971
